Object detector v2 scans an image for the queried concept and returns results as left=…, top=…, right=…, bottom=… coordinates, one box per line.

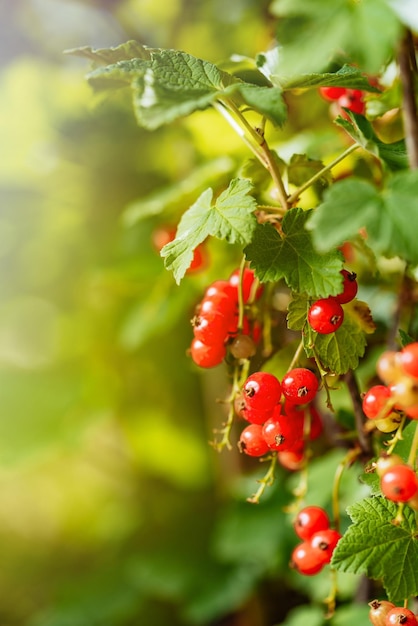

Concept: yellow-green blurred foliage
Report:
left=0, top=2, right=294, bottom=625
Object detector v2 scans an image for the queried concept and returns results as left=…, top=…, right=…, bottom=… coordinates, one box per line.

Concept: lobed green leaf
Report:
left=161, top=179, right=257, bottom=283
left=244, top=208, right=343, bottom=297
left=332, top=496, right=418, bottom=604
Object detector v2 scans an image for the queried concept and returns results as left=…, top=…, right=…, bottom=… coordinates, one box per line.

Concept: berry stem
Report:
left=214, top=98, right=289, bottom=210
left=386, top=415, right=407, bottom=455
left=287, top=339, right=304, bottom=373
left=247, top=453, right=277, bottom=504
left=287, top=144, right=359, bottom=205
left=407, top=421, right=418, bottom=468
left=324, top=568, right=338, bottom=618
left=212, top=359, right=251, bottom=451
left=236, top=256, right=247, bottom=331
left=332, top=447, right=362, bottom=533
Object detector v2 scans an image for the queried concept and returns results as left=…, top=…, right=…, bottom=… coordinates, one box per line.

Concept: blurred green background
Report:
left=0, top=2, right=371, bottom=625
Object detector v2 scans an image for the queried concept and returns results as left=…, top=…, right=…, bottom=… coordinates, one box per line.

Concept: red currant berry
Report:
left=204, top=280, right=238, bottom=303
left=294, top=506, right=330, bottom=541
left=192, top=311, right=229, bottom=345
left=368, top=599, right=396, bottom=626
left=310, top=528, right=342, bottom=564
left=262, top=411, right=300, bottom=452
left=241, top=405, right=273, bottom=425
left=319, top=86, right=347, bottom=101
left=385, top=607, right=418, bottom=626
left=152, top=226, right=207, bottom=273
left=190, top=338, right=226, bottom=368
left=238, top=423, right=269, bottom=457
left=277, top=447, right=305, bottom=471
left=229, top=267, right=263, bottom=302
left=308, top=297, right=344, bottom=334
left=290, top=542, right=325, bottom=576
left=398, top=342, right=418, bottom=379
left=380, top=464, right=418, bottom=502
left=335, top=269, right=358, bottom=304
left=338, top=89, right=365, bottom=115
left=282, top=368, right=319, bottom=405
left=243, top=372, right=282, bottom=412
left=362, top=385, right=393, bottom=419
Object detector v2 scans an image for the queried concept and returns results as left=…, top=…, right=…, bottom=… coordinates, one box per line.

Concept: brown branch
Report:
left=344, top=370, right=372, bottom=455
left=398, top=31, right=418, bottom=169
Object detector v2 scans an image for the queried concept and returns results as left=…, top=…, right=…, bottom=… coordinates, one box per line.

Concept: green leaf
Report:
left=244, top=209, right=343, bottom=297
left=287, top=293, right=309, bottom=331
left=287, top=154, right=332, bottom=197
left=306, top=172, right=418, bottom=265
left=269, top=0, right=402, bottom=75
left=236, top=84, right=287, bottom=127
left=161, top=179, right=257, bottom=283
left=336, top=111, right=408, bottom=171
left=332, top=496, right=418, bottom=604
left=86, top=47, right=240, bottom=128
left=65, top=41, right=154, bottom=66
left=286, top=65, right=380, bottom=91
left=305, top=312, right=367, bottom=374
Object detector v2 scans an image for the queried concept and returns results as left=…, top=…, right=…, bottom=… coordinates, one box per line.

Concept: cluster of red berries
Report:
left=152, top=225, right=207, bottom=273
left=363, top=342, right=418, bottom=431
left=307, top=269, right=358, bottom=335
left=319, top=86, right=366, bottom=116
left=189, top=268, right=263, bottom=368
left=290, top=506, right=342, bottom=576
left=374, top=454, right=418, bottom=510
left=369, top=599, right=418, bottom=626
left=237, top=368, right=323, bottom=469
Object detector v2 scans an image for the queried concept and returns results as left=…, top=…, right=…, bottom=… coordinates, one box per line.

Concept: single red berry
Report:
left=308, top=297, right=344, bottom=334
left=262, top=411, right=300, bottom=452
left=319, top=86, right=347, bottom=101
left=277, top=447, right=305, bottom=471
left=338, top=89, right=366, bottom=115
left=385, top=607, right=418, bottom=626
left=398, top=342, right=418, bottom=379
left=241, top=405, right=273, bottom=425
left=283, top=403, right=323, bottom=440
left=204, top=280, right=238, bottom=302
left=380, top=464, right=418, bottom=502
left=238, top=423, right=269, bottom=457
left=282, top=368, right=319, bottom=405
left=190, top=338, right=226, bottom=368
left=294, top=506, right=330, bottom=541
left=362, top=385, right=393, bottom=419
left=335, top=269, right=358, bottom=304
left=229, top=267, right=263, bottom=302
left=310, top=528, right=342, bottom=564
left=368, top=599, right=396, bottom=626
left=192, top=311, right=229, bottom=345
left=290, top=541, right=325, bottom=576
left=243, top=372, right=282, bottom=412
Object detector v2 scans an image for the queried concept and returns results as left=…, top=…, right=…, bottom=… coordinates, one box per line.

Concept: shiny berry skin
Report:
left=291, top=542, right=325, bottom=576
left=385, top=607, right=418, bottom=626
left=368, top=599, right=396, bottom=626
left=335, top=269, right=358, bottom=304
left=243, top=372, right=282, bottom=412
left=310, top=528, right=342, bottom=564
left=229, top=267, right=263, bottom=302
left=338, top=89, right=365, bottom=115
left=319, top=86, right=347, bottom=101
left=308, top=297, right=344, bottom=334
left=204, top=280, right=237, bottom=302
left=380, top=464, right=418, bottom=502
left=282, top=368, right=319, bottom=405
left=241, top=405, right=273, bottom=425
left=229, top=334, right=257, bottom=359
left=362, top=385, right=393, bottom=419
left=375, top=453, right=404, bottom=478
left=398, top=342, right=418, bottom=379
left=238, top=423, right=269, bottom=457
left=277, top=447, right=305, bottom=471
left=190, top=338, right=226, bottom=368
left=262, top=411, right=300, bottom=452
left=192, top=311, right=229, bottom=345
left=294, top=506, right=330, bottom=541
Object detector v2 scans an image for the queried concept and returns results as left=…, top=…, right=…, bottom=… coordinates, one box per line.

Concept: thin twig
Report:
left=398, top=31, right=418, bottom=169
left=344, top=370, right=372, bottom=455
